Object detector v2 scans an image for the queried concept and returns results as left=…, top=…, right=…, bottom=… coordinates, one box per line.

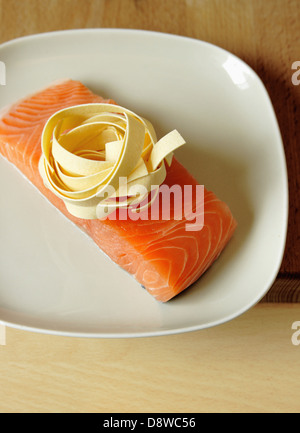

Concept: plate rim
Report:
left=0, top=28, right=289, bottom=338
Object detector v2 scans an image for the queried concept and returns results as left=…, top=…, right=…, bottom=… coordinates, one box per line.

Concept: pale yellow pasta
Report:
left=39, top=103, right=185, bottom=219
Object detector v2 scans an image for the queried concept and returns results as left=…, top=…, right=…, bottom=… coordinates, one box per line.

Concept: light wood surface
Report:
left=0, top=304, right=300, bottom=413
left=0, top=0, right=299, bottom=413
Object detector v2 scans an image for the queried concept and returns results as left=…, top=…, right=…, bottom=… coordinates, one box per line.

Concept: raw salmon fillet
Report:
left=0, top=79, right=237, bottom=302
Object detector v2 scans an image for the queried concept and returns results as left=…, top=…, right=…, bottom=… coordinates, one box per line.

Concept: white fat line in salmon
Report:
left=96, top=178, right=204, bottom=232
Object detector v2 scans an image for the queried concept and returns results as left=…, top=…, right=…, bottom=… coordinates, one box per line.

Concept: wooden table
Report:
left=0, top=0, right=299, bottom=413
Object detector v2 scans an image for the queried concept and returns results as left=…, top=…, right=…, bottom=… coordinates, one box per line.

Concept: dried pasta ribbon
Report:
left=38, top=103, right=185, bottom=219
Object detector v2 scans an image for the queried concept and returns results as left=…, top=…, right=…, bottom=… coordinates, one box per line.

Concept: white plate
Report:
left=0, top=29, right=288, bottom=338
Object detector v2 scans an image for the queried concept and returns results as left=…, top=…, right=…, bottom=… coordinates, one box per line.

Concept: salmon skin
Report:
left=0, top=79, right=237, bottom=302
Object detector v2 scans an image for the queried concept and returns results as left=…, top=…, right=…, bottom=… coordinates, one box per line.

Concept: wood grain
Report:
left=0, top=304, right=300, bottom=413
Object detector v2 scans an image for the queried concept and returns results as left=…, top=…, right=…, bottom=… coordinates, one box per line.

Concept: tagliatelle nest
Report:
left=39, top=103, right=185, bottom=219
